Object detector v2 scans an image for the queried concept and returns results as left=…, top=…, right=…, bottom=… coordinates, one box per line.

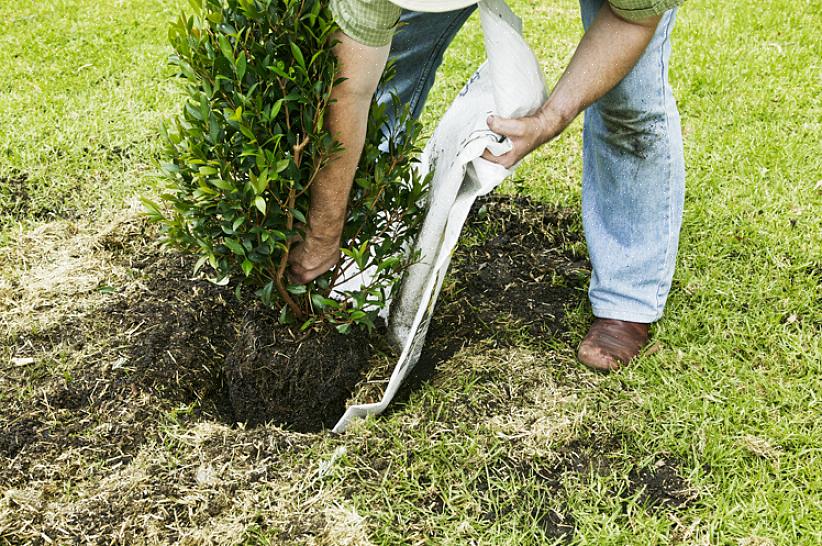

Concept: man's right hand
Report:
left=288, top=227, right=342, bottom=285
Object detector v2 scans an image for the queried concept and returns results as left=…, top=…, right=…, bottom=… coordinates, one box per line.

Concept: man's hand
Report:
left=482, top=108, right=566, bottom=169
left=288, top=227, right=341, bottom=284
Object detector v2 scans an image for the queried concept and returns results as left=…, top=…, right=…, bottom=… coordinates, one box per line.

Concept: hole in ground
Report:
left=2, top=194, right=591, bottom=461
left=109, top=195, right=587, bottom=432
left=111, top=252, right=376, bottom=433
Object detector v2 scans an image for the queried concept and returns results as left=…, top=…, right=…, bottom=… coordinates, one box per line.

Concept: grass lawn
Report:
left=1, top=0, right=820, bottom=544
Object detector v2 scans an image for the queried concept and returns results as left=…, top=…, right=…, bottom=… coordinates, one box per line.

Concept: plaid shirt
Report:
left=330, top=0, right=683, bottom=46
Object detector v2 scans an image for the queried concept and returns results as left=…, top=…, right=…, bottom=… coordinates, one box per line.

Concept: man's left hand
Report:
left=481, top=108, right=564, bottom=169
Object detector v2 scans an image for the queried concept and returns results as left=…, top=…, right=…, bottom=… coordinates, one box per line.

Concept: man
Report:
left=288, top=0, right=685, bottom=372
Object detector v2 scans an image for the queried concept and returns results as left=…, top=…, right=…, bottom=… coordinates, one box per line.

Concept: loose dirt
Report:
left=107, top=250, right=376, bottom=433
left=0, top=196, right=698, bottom=543
left=398, top=195, right=589, bottom=400
left=1, top=195, right=587, bottom=478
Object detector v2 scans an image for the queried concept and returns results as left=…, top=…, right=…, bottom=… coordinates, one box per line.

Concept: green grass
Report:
left=0, top=0, right=181, bottom=239
left=1, top=0, right=820, bottom=544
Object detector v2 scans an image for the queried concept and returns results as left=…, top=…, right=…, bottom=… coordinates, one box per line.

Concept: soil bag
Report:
left=333, top=0, right=547, bottom=433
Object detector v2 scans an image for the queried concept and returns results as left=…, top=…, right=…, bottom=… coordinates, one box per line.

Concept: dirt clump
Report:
left=225, top=308, right=376, bottom=431
left=108, top=250, right=377, bottom=432
left=627, top=458, right=695, bottom=509
left=0, top=172, right=32, bottom=222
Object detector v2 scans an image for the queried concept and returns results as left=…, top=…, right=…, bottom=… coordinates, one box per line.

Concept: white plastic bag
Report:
left=333, top=0, right=547, bottom=433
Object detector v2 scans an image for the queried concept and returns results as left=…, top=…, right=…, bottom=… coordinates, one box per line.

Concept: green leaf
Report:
left=241, top=258, right=253, bottom=277
left=254, top=196, right=266, bottom=214
left=376, top=255, right=400, bottom=273
left=239, top=125, right=256, bottom=141
left=140, top=197, right=164, bottom=221
left=209, top=178, right=233, bottom=191
left=236, top=51, right=247, bottom=80
left=286, top=284, right=307, bottom=295
left=270, top=99, right=283, bottom=120
left=289, top=41, right=305, bottom=69
left=193, top=255, right=209, bottom=274
left=310, top=292, right=326, bottom=310
left=223, top=238, right=245, bottom=255
left=218, top=35, right=234, bottom=62
left=161, top=162, right=180, bottom=174
left=290, top=208, right=306, bottom=224
left=278, top=304, right=290, bottom=324
left=258, top=281, right=274, bottom=306
left=267, top=63, right=288, bottom=78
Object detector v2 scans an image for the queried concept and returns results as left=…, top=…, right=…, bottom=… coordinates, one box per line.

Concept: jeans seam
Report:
left=653, top=11, right=676, bottom=317
left=407, top=9, right=471, bottom=118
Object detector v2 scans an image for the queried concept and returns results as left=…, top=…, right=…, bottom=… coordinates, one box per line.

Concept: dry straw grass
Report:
left=0, top=205, right=436, bottom=543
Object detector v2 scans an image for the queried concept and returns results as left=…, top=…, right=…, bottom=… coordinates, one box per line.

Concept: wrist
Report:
left=306, top=220, right=343, bottom=243
left=537, top=102, right=575, bottom=142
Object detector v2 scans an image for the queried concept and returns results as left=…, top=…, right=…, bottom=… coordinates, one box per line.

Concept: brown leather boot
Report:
left=577, top=318, right=650, bottom=372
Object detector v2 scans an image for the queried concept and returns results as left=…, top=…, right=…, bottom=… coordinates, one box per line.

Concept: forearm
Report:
left=539, top=4, right=660, bottom=137
left=287, top=32, right=389, bottom=284
left=307, top=32, right=390, bottom=240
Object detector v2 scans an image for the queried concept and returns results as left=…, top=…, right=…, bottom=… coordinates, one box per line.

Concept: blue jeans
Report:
left=380, top=1, right=685, bottom=323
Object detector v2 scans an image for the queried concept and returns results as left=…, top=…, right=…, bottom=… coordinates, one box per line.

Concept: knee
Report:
left=592, top=98, right=669, bottom=159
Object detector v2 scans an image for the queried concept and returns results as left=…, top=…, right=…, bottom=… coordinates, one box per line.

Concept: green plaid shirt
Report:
left=330, top=0, right=683, bottom=47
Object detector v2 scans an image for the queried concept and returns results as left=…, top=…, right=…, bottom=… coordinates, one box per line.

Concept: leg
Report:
left=577, top=0, right=685, bottom=369
left=580, top=0, right=685, bottom=323
left=377, top=7, right=476, bottom=124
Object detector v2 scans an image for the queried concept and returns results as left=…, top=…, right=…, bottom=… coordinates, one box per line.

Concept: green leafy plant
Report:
left=144, top=0, right=427, bottom=333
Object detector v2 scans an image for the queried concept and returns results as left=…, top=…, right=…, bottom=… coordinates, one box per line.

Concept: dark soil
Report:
left=224, top=308, right=375, bottom=430
left=399, top=195, right=589, bottom=400
left=0, top=197, right=702, bottom=543
left=107, top=253, right=240, bottom=423
left=0, top=172, right=33, bottom=222
left=0, top=171, right=71, bottom=223
left=627, top=458, right=695, bottom=509
left=102, top=194, right=585, bottom=432
left=109, top=252, right=374, bottom=433
left=539, top=434, right=695, bottom=510
left=485, top=433, right=696, bottom=543
left=1, top=194, right=586, bottom=484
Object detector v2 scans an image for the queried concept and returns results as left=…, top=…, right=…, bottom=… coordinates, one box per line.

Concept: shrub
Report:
left=144, top=0, right=427, bottom=333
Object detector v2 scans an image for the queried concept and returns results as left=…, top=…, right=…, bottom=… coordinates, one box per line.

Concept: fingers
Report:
left=487, top=115, right=526, bottom=138
left=483, top=117, right=520, bottom=168
left=481, top=148, right=517, bottom=169
left=485, top=113, right=547, bottom=168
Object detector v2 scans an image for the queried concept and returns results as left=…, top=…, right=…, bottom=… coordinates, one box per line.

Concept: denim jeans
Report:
left=379, top=0, right=685, bottom=323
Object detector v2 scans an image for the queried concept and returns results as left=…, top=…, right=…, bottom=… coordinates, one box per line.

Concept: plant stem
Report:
left=274, top=187, right=304, bottom=319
